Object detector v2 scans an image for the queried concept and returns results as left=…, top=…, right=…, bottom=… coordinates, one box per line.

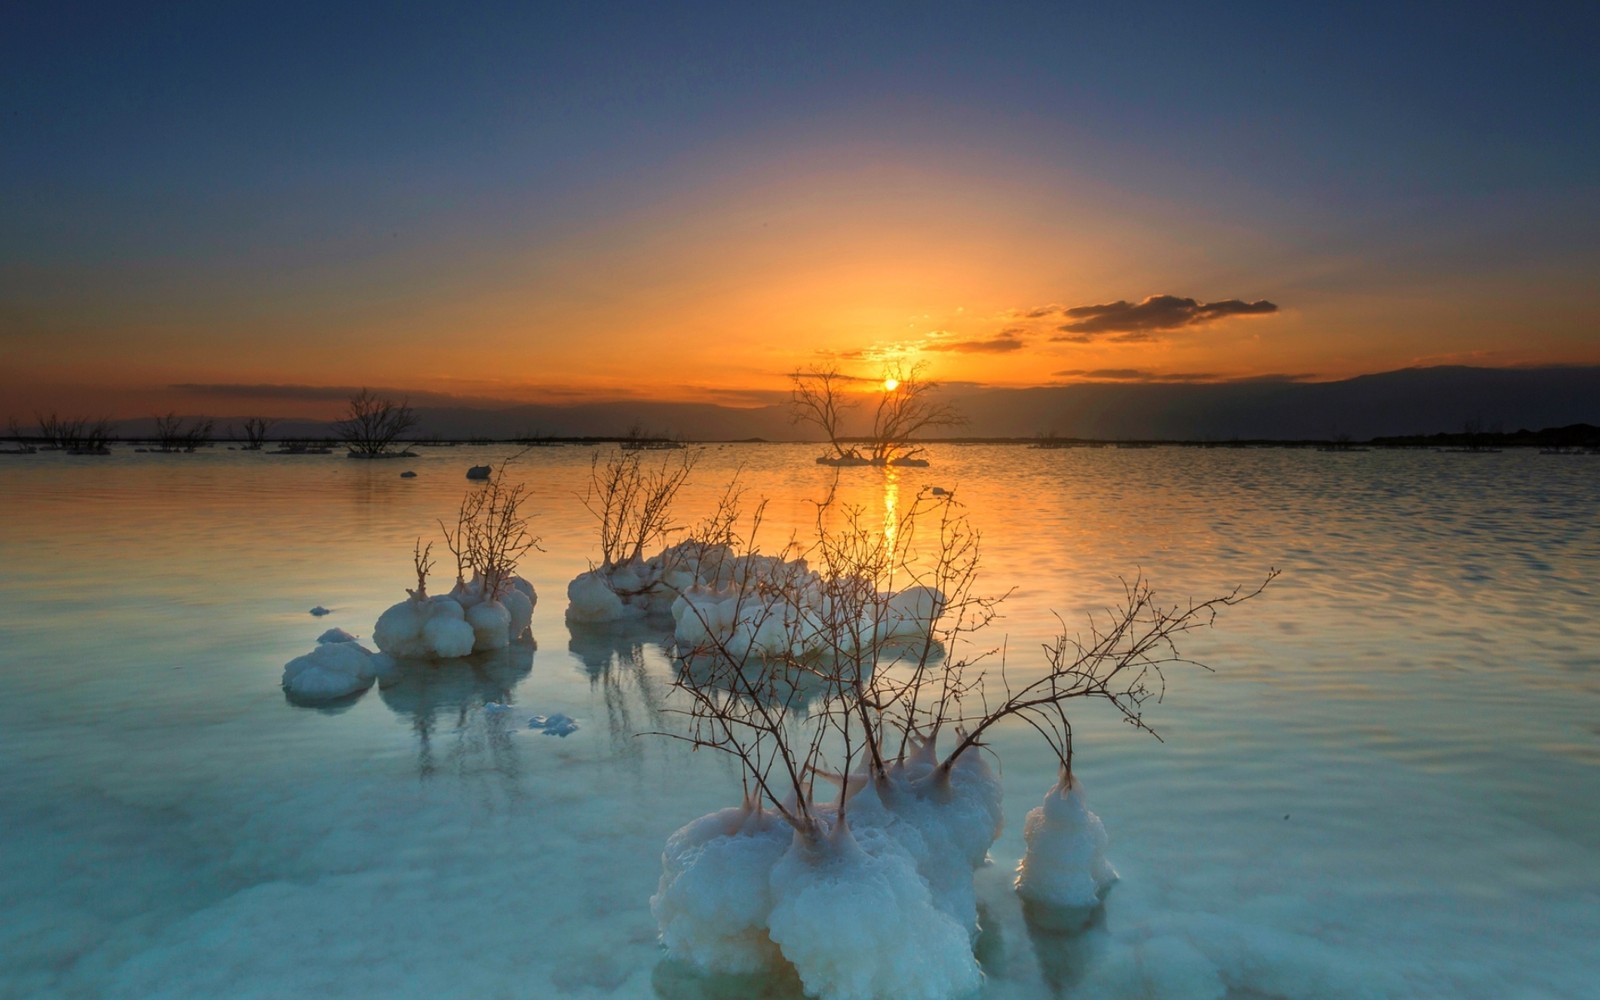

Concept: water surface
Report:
left=1, top=445, right=1596, bottom=998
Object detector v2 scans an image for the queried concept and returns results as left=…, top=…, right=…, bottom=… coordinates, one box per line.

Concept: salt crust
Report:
left=654, top=736, right=1004, bottom=999
left=567, top=541, right=945, bottom=661
left=1014, top=773, right=1119, bottom=928
left=373, top=575, right=535, bottom=659
left=281, top=635, right=382, bottom=701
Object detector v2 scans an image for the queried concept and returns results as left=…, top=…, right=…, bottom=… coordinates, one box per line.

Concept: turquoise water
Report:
left=1, top=445, right=1596, bottom=998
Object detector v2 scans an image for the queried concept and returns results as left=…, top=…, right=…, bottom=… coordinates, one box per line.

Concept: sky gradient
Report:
left=3, top=1, right=1597, bottom=421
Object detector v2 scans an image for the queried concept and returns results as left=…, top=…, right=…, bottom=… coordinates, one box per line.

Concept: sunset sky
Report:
left=3, top=1, right=1597, bottom=421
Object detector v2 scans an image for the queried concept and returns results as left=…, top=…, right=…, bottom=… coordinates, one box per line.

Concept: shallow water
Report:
left=1, top=444, right=1596, bottom=999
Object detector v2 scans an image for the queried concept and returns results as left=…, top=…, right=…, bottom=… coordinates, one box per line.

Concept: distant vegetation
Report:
left=31, top=412, right=114, bottom=454
left=338, top=388, right=418, bottom=458
left=235, top=417, right=276, bottom=450
left=1370, top=423, right=1599, bottom=450
left=791, top=362, right=962, bottom=465
left=152, top=412, right=214, bottom=452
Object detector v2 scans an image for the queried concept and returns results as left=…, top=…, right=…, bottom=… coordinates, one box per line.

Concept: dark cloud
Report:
left=174, top=382, right=380, bottom=402
left=1023, top=305, right=1060, bottom=319
left=1051, top=294, right=1278, bottom=337
left=1052, top=369, right=1220, bottom=383
left=1227, top=372, right=1318, bottom=383
left=1051, top=369, right=1317, bottom=384
left=926, top=332, right=1026, bottom=354
left=170, top=382, right=545, bottom=408
left=702, top=386, right=793, bottom=406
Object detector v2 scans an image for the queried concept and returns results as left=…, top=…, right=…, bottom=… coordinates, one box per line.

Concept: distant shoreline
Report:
left=4, top=422, right=1597, bottom=453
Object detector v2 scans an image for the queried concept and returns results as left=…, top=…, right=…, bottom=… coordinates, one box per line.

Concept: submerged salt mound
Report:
left=767, top=816, right=982, bottom=1000
left=373, top=575, right=535, bottom=659
left=652, top=802, right=792, bottom=974
left=281, top=640, right=379, bottom=702
left=1014, top=772, right=1118, bottom=925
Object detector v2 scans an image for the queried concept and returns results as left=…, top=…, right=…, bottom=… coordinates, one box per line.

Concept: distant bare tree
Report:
left=791, top=363, right=963, bottom=465
left=338, top=388, right=418, bottom=458
left=236, top=417, right=276, bottom=450
left=867, top=362, right=962, bottom=464
left=790, top=365, right=861, bottom=461
left=35, top=412, right=114, bottom=454
left=154, top=413, right=214, bottom=452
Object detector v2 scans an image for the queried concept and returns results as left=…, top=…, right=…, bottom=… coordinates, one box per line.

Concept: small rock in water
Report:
left=466, top=464, right=491, bottom=480
left=310, top=606, right=332, bottom=617
left=317, top=627, right=359, bottom=644
left=528, top=712, right=579, bottom=737
left=400, top=470, right=417, bottom=478
left=483, top=702, right=513, bottom=716
left=930, top=486, right=949, bottom=495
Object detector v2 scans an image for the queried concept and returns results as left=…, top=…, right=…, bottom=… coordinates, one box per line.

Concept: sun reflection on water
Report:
left=882, top=465, right=901, bottom=551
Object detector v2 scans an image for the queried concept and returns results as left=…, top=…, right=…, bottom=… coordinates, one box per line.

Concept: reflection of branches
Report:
left=569, top=621, right=678, bottom=756
left=377, top=644, right=536, bottom=783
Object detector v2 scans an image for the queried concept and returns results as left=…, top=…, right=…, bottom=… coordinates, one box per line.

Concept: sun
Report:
left=882, top=377, right=900, bottom=392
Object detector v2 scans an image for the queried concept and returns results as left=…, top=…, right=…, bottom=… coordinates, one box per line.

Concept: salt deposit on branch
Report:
left=373, top=463, right=540, bottom=659
left=582, top=454, right=1274, bottom=999
left=555, top=449, right=1270, bottom=998
left=1014, top=770, right=1119, bottom=930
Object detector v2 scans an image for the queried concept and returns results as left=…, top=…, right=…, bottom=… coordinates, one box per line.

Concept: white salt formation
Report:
left=1014, top=771, right=1118, bottom=926
left=373, top=575, right=535, bottom=659
left=566, top=540, right=947, bottom=660
left=842, top=736, right=1003, bottom=941
left=527, top=713, right=579, bottom=736
left=651, top=800, right=793, bottom=974
left=653, top=741, right=1001, bottom=999
left=765, top=815, right=982, bottom=1000
left=281, top=630, right=382, bottom=701
left=566, top=540, right=725, bottom=624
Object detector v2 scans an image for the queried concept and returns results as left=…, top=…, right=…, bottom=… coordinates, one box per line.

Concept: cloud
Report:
left=1051, top=369, right=1316, bottom=384
left=168, top=381, right=601, bottom=408
left=1053, top=294, right=1277, bottom=337
left=173, top=383, right=387, bottom=402
left=924, top=331, right=1026, bottom=354
left=1052, top=369, right=1220, bottom=383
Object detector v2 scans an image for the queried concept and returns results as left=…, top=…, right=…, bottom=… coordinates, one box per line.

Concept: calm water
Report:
left=1, top=445, right=1596, bottom=999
